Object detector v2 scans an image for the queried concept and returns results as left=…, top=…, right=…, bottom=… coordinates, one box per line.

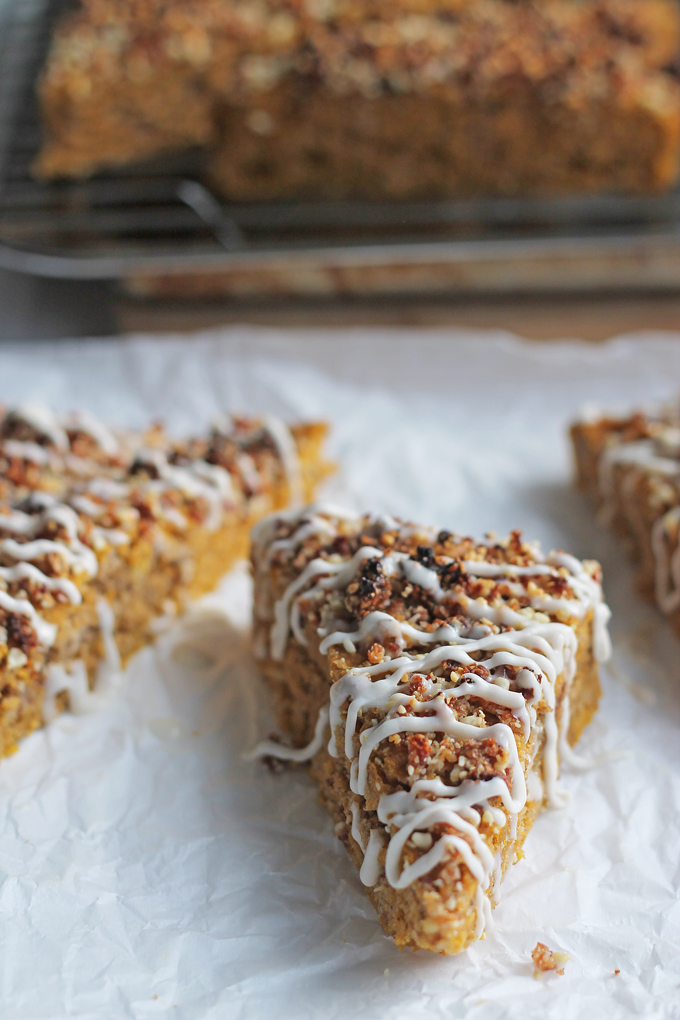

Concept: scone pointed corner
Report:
left=250, top=504, right=610, bottom=955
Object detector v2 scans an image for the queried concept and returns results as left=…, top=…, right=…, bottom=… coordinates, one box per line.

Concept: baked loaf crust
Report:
left=0, top=405, right=331, bottom=757
left=35, top=0, right=680, bottom=200
left=250, top=504, right=610, bottom=954
left=571, top=403, right=680, bottom=631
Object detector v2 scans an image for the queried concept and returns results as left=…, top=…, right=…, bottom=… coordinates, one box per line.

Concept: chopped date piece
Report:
left=345, top=558, right=392, bottom=617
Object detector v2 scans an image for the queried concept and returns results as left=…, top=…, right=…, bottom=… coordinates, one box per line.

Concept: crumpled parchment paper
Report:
left=0, top=327, right=678, bottom=1020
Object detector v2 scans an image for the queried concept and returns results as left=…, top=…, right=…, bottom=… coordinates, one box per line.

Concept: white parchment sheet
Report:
left=0, top=328, right=678, bottom=1020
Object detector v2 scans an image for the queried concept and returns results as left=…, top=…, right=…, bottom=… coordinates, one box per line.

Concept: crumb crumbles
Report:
left=532, top=941, right=571, bottom=977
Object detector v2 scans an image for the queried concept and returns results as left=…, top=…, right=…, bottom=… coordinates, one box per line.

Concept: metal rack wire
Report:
left=2, top=0, right=680, bottom=294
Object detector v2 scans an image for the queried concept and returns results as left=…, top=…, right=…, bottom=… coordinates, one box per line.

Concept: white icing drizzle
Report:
left=359, top=829, right=386, bottom=887
left=83, top=477, right=130, bottom=501
left=591, top=418, right=680, bottom=621
left=253, top=506, right=611, bottom=939
left=69, top=495, right=108, bottom=518
left=262, top=416, right=303, bottom=508
left=0, top=562, right=81, bottom=605
left=252, top=502, right=358, bottom=568
left=63, top=410, right=119, bottom=456
left=42, top=652, right=120, bottom=723
left=601, top=438, right=680, bottom=481
left=0, top=499, right=98, bottom=577
left=245, top=705, right=329, bottom=762
left=133, top=448, right=235, bottom=531
left=0, top=407, right=125, bottom=710
left=526, top=765, right=544, bottom=803
left=13, top=404, right=69, bottom=451
left=0, top=589, right=57, bottom=647
left=96, top=597, right=121, bottom=674
left=64, top=454, right=101, bottom=477
left=475, top=883, right=495, bottom=939
left=350, top=801, right=365, bottom=850
left=598, top=437, right=680, bottom=529
left=43, top=661, right=90, bottom=723
left=93, top=526, right=130, bottom=548
left=39, top=599, right=121, bottom=725
left=263, top=511, right=611, bottom=672
left=4, top=404, right=124, bottom=460
left=652, top=506, right=680, bottom=614
left=210, top=413, right=302, bottom=505
left=0, top=495, right=98, bottom=653
left=236, top=453, right=262, bottom=495
left=274, top=545, right=382, bottom=660
left=251, top=503, right=359, bottom=623
left=71, top=509, right=129, bottom=549
left=2, top=440, right=50, bottom=465
left=490, top=851, right=503, bottom=907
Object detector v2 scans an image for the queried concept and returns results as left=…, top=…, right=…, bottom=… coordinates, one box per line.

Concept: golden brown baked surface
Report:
left=35, top=0, right=680, bottom=199
left=250, top=505, right=610, bottom=954
left=571, top=403, right=680, bottom=627
left=0, top=406, right=332, bottom=758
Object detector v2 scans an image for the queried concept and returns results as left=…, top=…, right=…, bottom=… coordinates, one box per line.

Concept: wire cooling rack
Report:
left=2, top=0, right=680, bottom=296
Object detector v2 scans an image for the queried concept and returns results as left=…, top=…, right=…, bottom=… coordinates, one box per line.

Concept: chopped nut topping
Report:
left=367, top=642, right=385, bottom=664
left=411, top=831, right=433, bottom=851
left=6, top=648, right=27, bottom=670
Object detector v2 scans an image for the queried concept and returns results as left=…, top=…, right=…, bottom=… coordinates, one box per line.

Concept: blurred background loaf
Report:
left=35, top=0, right=680, bottom=200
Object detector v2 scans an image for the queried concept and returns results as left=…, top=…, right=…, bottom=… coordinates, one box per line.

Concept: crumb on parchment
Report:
left=532, top=942, right=571, bottom=978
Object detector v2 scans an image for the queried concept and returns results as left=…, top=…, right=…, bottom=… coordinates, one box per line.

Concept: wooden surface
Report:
left=1, top=263, right=679, bottom=343
left=116, top=290, right=680, bottom=342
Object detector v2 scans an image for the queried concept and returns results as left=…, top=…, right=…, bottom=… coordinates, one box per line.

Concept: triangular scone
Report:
left=0, top=406, right=332, bottom=757
left=251, top=505, right=611, bottom=955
